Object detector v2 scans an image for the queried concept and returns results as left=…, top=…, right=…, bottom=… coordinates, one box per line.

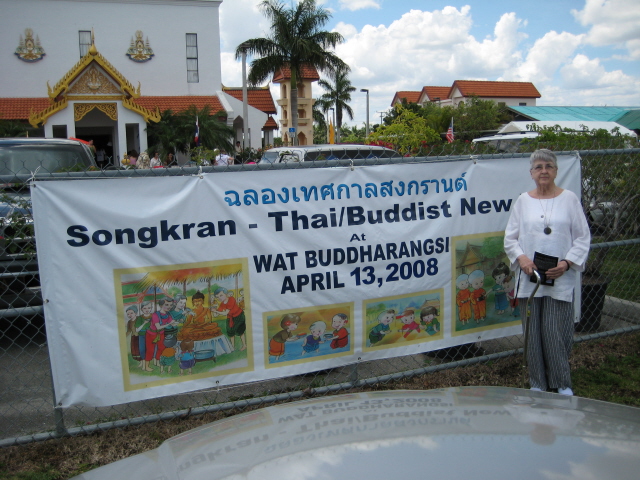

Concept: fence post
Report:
left=49, top=359, right=67, bottom=437
left=349, top=361, right=359, bottom=385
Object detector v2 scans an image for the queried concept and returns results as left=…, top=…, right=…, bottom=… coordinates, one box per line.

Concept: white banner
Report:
left=32, top=155, right=581, bottom=407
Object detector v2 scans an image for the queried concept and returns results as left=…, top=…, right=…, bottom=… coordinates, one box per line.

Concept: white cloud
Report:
left=332, top=6, right=533, bottom=121
left=512, top=30, right=584, bottom=83
left=539, top=54, right=640, bottom=106
left=572, top=0, right=640, bottom=59
left=336, top=7, right=532, bottom=86
left=339, top=0, right=381, bottom=11
left=219, top=0, right=269, bottom=53
left=561, top=54, right=630, bottom=89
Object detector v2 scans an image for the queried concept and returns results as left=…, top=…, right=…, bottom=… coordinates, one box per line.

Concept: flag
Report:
left=329, top=119, right=335, bottom=144
left=194, top=116, right=200, bottom=147
left=446, top=117, right=454, bottom=143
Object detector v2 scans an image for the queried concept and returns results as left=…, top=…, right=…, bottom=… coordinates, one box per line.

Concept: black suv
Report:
left=0, top=138, right=96, bottom=315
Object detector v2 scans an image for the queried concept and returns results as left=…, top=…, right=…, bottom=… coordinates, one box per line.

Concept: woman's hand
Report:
left=546, top=260, right=571, bottom=280
left=517, top=255, right=536, bottom=276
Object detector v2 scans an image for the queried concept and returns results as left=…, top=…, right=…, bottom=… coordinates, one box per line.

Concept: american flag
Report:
left=446, top=117, right=454, bottom=143
left=194, top=116, right=200, bottom=146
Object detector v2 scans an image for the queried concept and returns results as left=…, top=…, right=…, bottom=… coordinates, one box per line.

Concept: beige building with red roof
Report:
left=392, top=80, right=541, bottom=108
left=272, top=64, right=320, bottom=145
left=390, top=91, right=422, bottom=105
left=0, top=0, right=277, bottom=162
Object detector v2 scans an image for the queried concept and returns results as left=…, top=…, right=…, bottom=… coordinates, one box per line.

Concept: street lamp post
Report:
left=360, top=88, right=369, bottom=137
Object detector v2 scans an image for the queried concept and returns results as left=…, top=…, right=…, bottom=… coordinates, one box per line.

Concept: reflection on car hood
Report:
left=73, top=387, right=640, bottom=480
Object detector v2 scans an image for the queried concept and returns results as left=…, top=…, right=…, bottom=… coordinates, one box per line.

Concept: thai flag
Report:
left=446, top=117, right=454, bottom=143
left=194, top=116, right=200, bottom=147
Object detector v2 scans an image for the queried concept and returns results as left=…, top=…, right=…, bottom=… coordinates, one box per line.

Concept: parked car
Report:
left=70, top=387, right=640, bottom=480
left=260, top=144, right=402, bottom=163
left=0, top=201, right=32, bottom=238
left=0, top=137, right=96, bottom=179
left=0, top=138, right=94, bottom=313
left=471, top=132, right=540, bottom=152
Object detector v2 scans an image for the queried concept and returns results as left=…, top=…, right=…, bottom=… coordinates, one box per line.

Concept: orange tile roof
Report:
left=0, top=97, right=51, bottom=120
left=450, top=80, right=541, bottom=98
left=222, top=87, right=277, bottom=114
left=421, top=86, right=450, bottom=102
left=134, top=96, right=225, bottom=114
left=1, top=96, right=277, bottom=130
left=391, top=91, right=421, bottom=105
left=263, top=116, right=278, bottom=130
left=272, top=64, right=320, bottom=83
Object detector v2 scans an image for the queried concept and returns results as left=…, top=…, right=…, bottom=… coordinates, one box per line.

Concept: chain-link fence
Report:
left=1, top=138, right=639, bottom=447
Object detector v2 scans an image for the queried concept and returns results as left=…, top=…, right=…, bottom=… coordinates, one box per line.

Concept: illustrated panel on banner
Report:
left=116, top=258, right=253, bottom=391
left=451, top=232, right=521, bottom=336
left=362, top=289, right=444, bottom=351
left=264, top=302, right=354, bottom=367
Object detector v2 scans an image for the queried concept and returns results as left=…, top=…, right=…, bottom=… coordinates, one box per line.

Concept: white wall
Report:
left=0, top=0, right=222, bottom=98
left=217, top=91, right=267, bottom=150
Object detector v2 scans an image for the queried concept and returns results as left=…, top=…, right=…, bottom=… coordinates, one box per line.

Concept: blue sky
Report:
left=219, top=0, right=640, bottom=128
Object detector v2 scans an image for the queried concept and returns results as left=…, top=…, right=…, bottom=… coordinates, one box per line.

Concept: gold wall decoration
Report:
left=48, top=42, right=140, bottom=100
left=15, top=28, right=46, bottom=62
left=74, top=103, right=118, bottom=122
left=69, top=66, right=121, bottom=95
left=29, top=98, right=68, bottom=128
left=126, top=31, right=154, bottom=62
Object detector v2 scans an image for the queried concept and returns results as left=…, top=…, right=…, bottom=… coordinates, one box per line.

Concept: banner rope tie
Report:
left=27, top=166, right=41, bottom=187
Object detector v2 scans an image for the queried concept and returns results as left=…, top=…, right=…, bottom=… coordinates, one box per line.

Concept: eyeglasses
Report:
left=531, top=163, right=556, bottom=172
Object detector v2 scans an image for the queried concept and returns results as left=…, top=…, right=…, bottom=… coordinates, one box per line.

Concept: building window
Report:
left=186, top=34, right=199, bottom=83
left=519, top=102, right=527, bottom=106
left=52, top=125, right=68, bottom=138
left=79, top=30, right=91, bottom=58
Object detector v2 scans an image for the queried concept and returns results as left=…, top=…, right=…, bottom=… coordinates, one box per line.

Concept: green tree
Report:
left=237, top=0, right=347, bottom=144
left=318, top=68, right=355, bottom=143
left=179, top=105, right=234, bottom=152
left=367, top=106, right=440, bottom=154
left=147, top=105, right=233, bottom=157
left=449, top=97, right=507, bottom=141
left=0, top=120, right=28, bottom=138
left=340, top=124, right=366, bottom=144
left=146, top=109, right=182, bottom=156
left=312, top=96, right=332, bottom=143
left=382, top=97, right=508, bottom=143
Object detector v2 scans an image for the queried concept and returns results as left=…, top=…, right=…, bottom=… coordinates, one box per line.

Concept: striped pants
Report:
left=520, top=296, right=574, bottom=391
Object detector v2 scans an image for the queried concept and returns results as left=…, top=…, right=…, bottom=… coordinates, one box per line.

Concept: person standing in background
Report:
left=504, top=149, right=590, bottom=396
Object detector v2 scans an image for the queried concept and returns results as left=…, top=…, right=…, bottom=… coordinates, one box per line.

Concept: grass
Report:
left=0, top=331, right=639, bottom=480
left=599, top=243, right=640, bottom=302
left=572, top=348, right=640, bottom=407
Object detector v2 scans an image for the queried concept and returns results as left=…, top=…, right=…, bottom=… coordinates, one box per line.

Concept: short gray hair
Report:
left=530, top=149, right=558, bottom=169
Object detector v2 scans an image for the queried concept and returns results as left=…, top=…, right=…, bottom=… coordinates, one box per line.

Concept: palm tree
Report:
left=312, top=97, right=332, bottom=140
left=178, top=105, right=234, bottom=152
left=147, top=106, right=233, bottom=157
left=318, top=68, right=355, bottom=143
left=0, top=120, right=28, bottom=138
left=236, top=0, right=347, bottom=145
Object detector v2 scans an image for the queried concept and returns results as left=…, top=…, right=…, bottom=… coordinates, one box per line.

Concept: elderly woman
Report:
left=504, top=149, right=590, bottom=396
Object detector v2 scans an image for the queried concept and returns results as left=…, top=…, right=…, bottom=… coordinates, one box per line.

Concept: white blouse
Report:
left=504, top=190, right=591, bottom=301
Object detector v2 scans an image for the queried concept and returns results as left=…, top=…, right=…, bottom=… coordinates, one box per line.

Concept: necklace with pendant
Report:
left=538, top=195, right=555, bottom=235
